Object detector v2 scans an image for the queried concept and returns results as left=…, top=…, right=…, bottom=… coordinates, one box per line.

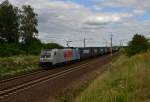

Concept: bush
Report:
left=20, top=38, right=42, bottom=55
left=0, top=55, right=40, bottom=78
left=0, top=42, right=64, bottom=57
left=126, top=34, right=150, bottom=57
left=42, top=43, right=63, bottom=49
left=0, top=43, right=26, bottom=57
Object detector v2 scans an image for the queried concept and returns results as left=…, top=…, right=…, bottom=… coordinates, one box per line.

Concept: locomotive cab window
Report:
left=41, top=55, right=51, bottom=58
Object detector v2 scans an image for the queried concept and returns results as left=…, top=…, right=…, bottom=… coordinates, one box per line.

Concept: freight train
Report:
left=39, top=47, right=119, bottom=67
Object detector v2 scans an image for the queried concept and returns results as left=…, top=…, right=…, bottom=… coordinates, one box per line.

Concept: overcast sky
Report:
left=1, top=0, right=150, bottom=47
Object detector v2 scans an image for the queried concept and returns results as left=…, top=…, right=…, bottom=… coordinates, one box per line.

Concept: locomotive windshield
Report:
left=41, top=50, right=51, bottom=54
left=40, top=50, right=52, bottom=58
left=41, top=54, right=51, bottom=58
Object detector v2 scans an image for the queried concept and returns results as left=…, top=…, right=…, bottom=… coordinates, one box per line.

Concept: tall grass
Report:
left=0, top=55, right=40, bottom=78
left=75, top=52, right=150, bottom=102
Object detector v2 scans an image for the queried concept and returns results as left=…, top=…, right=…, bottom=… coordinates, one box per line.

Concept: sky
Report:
left=0, top=0, right=150, bottom=47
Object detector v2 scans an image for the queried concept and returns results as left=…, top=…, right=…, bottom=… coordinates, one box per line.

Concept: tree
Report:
left=126, top=34, right=150, bottom=57
left=0, top=0, right=20, bottom=43
left=42, top=43, right=64, bottom=49
left=20, top=5, right=38, bottom=44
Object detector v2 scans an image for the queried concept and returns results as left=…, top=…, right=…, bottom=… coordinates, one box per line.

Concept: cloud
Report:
left=84, top=13, right=133, bottom=26
left=94, top=0, right=136, bottom=7
left=9, top=0, right=129, bottom=31
left=0, top=0, right=149, bottom=47
left=93, top=0, right=150, bottom=12
left=133, top=9, right=145, bottom=16
left=85, top=15, right=120, bottom=25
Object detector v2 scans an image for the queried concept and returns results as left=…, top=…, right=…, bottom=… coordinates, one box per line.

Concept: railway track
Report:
left=0, top=70, right=45, bottom=83
left=0, top=57, right=100, bottom=91
left=0, top=57, right=103, bottom=99
left=0, top=57, right=98, bottom=84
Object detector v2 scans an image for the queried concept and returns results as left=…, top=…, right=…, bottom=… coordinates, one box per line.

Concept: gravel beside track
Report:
left=0, top=54, right=114, bottom=102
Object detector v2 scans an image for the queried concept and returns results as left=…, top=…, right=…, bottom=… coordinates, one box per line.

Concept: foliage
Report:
left=20, top=5, right=38, bottom=44
left=75, top=52, right=150, bottom=102
left=0, top=0, right=63, bottom=57
left=0, top=55, right=40, bottom=78
left=0, top=0, right=20, bottom=43
left=42, top=43, right=64, bottom=49
left=0, top=42, right=63, bottom=57
left=126, top=34, right=150, bottom=57
left=0, top=43, right=25, bottom=57
left=20, top=38, right=42, bottom=55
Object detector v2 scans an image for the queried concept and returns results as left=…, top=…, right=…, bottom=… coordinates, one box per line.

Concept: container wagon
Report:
left=39, top=47, right=120, bottom=68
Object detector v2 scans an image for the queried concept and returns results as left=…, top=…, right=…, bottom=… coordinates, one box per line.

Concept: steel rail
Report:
left=0, top=59, right=100, bottom=99
left=0, top=70, right=46, bottom=83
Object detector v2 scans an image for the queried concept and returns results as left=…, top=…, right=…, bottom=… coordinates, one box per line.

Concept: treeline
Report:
left=0, top=0, right=63, bottom=57
left=126, top=34, right=150, bottom=57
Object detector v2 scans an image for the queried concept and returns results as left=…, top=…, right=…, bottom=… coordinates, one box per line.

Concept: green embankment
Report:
left=75, top=52, right=150, bottom=102
left=0, top=55, right=40, bottom=79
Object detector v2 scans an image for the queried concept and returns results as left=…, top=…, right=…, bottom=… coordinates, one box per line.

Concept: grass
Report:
left=75, top=52, right=150, bottom=102
left=54, top=54, right=119, bottom=102
left=0, top=55, right=40, bottom=79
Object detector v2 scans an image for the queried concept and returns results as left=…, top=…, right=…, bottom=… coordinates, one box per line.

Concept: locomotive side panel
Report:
left=64, top=49, right=74, bottom=62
